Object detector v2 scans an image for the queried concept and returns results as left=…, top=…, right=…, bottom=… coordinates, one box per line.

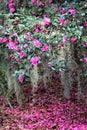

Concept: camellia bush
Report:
left=0, top=0, right=87, bottom=105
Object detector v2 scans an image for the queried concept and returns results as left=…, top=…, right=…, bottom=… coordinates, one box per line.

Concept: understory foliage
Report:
left=0, top=0, right=87, bottom=105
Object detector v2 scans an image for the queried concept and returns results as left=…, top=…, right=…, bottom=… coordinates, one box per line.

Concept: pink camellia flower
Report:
left=62, top=36, right=67, bottom=43
left=41, top=43, right=49, bottom=51
left=13, top=20, right=19, bottom=25
left=35, top=29, right=41, bottom=33
left=28, top=37, right=33, bottom=41
left=30, top=56, right=39, bottom=66
left=33, top=40, right=41, bottom=47
left=43, top=17, right=51, bottom=25
left=7, top=40, right=16, bottom=49
left=18, top=75, right=23, bottom=83
left=68, top=8, right=75, bottom=15
left=49, top=0, right=53, bottom=4
left=37, top=1, right=43, bottom=6
left=31, top=0, right=37, bottom=4
left=2, top=37, right=8, bottom=43
left=14, top=47, right=19, bottom=52
left=84, top=21, right=87, bottom=27
left=58, top=17, right=65, bottom=26
left=48, top=64, right=51, bottom=68
left=58, top=44, right=61, bottom=48
left=8, top=3, right=14, bottom=8
left=16, top=58, right=21, bottom=62
left=53, top=7, right=58, bottom=13
left=61, top=43, right=64, bottom=47
left=10, top=7, right=15, bottom=13
left=35, top=23, right=41, bottom=28
left=19, top=51, right=25, bottom=58
left=84, top=57, right=87, bottom=63
left=59, top=68, right=62, bottom=73
left=24, top=44, right=28, bottom=48
left=26, top=32, right=30, bottom=36
left=60, top=8, right=66, bottom=14
left=9, top=54, right=13, bottom=59
left=58, top=17, right=65, bottom=23
left=70, top=37, right=76, bottom=43
left=85, top=42, right=87, bottom=47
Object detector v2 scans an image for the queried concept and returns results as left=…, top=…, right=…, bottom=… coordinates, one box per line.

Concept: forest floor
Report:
left=0, top=81, right=87, bottom=130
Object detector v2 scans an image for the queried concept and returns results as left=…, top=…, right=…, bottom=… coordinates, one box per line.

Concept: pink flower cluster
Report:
left=7, top=38, right=17, bottom=49
left=33, top=40, right=41, bottom=47
left=84, top=57, right=87, bottom=63
left=60, top=8, right=66, bottom=14
left=6, top=0, right=15, bottom=13
left=68, top=8, right=75, bottom=15
left=18, top=75, right=23, bottom=83
left=58, top=18, right=65, bottom=23
left=41, top=43, right=49, bottom=51
left=30, top=56, right=39, bottom=66
left=70, top=37, right=76, bottom=43
left=53, top=7, right=58, bottom=13
left=34, top=23, right=41, bottom=33
left=85, top=42, right=87, bottom=47
left=58, top=18, right=66, bottom=26
left=0, top=37, right=8, bottom=43
left=37, top=1, right=43, bottom=6
left=62, top=36, right=67, bottom=43
left=19, top=51, right=25, bottom=58
left=31, top=0, right=37, bottom=4
left=32, top=39, right=49, bottom=52
left=13, top=20, right=19, bottom=25
left=43, top=17, right=51, bottom=26
left=84, top=21, right=87, bottom=27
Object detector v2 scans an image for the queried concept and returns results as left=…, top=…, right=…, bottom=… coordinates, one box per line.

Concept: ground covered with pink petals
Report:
left=0, top=85, right=87, bottom=130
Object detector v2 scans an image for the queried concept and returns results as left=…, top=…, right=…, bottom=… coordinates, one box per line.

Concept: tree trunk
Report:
left=30, top=66, right=39, bottom=104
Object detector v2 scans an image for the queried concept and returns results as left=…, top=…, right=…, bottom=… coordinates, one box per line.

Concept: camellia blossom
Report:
left=37, top=1, right=43, bottom=6
left=18, top=75, right=23, bottom=83
left=49, top=0, right=53, bottom=4
left=28, top=37, right=33, bottom=41
left=43, top=17, right=51, bottom=25
left=70, top=37, right=76, bottom=43
left=30, top=56, right=39, bottom=66
left=13, top=20, right=19, bottom=25
left=10, top=8, right=15, bottom=13
left=68, top=8, right=75, bottom=15
left=84, top=21, right=87, bottom=27
left=53, top=7, right=58, bottom=13
left=41, top=43, right=49, bottom=51
left=85, top=42, right=87, bottom=47
left=58, top=44, right=61, bottom=48
left=60, top=8, right=66, bottom=14
left=62, top=36, right=67, bottom=43
left=58, top=18, right=65, bottom=23
left=8, top=3, right=14, bottom=8
left=2, top=37, right=8, bottom=43
left=31, top=0, right=37, bottom=4
left=33, top=40, right=41, bottom=47
left=19, top=51, right=25, bottom=58
left=16, top=58, right=21, bottom=62
left=48, top=64, right=51, bottom=68
left=7, top=40, right=16, bottom=49
left=58, top=17, right=65, bottom=26
left=84, top=57, right=87, bottom=63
